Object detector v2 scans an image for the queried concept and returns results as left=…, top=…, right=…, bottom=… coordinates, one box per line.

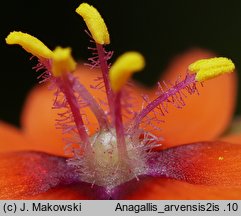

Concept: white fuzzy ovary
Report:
left=69, top=129, right=149, bottom=190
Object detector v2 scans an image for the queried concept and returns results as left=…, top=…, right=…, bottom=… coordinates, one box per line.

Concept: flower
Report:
left=1, top=2, right=241, bottom=200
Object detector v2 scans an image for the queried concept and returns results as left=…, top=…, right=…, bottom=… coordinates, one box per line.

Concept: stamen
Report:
left=52, top=47, right=77, bottom=77
left=109, top=52, right=145, bottom=92
left=133, top=73, right=197, bottom=129
left=76, top=3, right=110, bottom=45
left=6, top=33, right=101, bottom=150
left=133, top=57, right=235, bottom=131
left=76, top=3, right=114, bottom=120
left=5, top=31, right=53, bottom=59
left=189, top=57, right=235, bottom=82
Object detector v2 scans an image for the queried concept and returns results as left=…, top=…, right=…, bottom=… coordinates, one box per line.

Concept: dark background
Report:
left=1, top=0, right=241, bottom=126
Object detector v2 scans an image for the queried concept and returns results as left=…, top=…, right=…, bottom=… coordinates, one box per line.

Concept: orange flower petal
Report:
left=21, top=84, right=65, bottom=156
left=220, top=134, right=241, bottom=144
left=0, top=121, right=73, bottom=154
left=0, top=121, right=30, bottom=152
left=131, top=49, right=237, bottom=148
left=21, top=66, right=104, bottom=156
left=0, top=151, right=79, bottom=199
left=124, top=178, right=241, bottom=199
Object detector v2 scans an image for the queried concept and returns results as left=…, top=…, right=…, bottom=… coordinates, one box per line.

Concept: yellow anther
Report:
left=188, top=57, right=235, bottom=82
left=52, top=47, right=77, bottom=77
left=76, top=3, right=110, bottom=45
left=109, top=52, right=145, bottom=92
left=5, top=31, right=53, bottom=59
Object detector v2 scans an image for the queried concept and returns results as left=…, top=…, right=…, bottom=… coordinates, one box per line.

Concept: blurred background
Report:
left=1, top=0, right=241, bottom=126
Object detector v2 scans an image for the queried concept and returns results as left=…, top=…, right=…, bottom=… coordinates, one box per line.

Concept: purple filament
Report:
left=132, top=73, right=197, bottom=129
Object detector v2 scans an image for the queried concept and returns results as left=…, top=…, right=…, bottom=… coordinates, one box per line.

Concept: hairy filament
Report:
left=113, top=92, right=128, bottom=158
left=96, top=44, right=114, bottom=119
left=57, top=74, right=91, bottom=151
left=32, top=58, right=52, bottom=83
left=133, top=73, right=197, bottom=129
left=70, top=73, right=109, bottom=130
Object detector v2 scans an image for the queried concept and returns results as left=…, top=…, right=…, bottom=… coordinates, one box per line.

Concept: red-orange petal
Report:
left=27, top=184, right=90, bottom=200
left=0, top=151, right=79, bottom=199
left=119, top=140, right=241, bottom=199
left=131, top=49, right=237, bottom=148
left=148, top=141, right=241, bottom=186
left=124, top=178, right=241, bottom=199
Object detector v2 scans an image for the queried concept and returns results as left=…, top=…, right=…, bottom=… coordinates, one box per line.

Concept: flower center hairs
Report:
left=6, top=3, right=235, bottom=195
